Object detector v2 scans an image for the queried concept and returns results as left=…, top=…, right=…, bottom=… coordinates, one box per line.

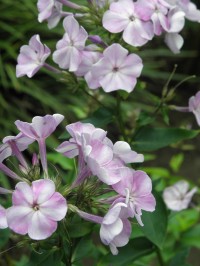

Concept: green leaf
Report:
left=47, top=153, right=74, bottom=170
left=27, top=248, right=63, bottom=266
left=97, top=237, right=155, bottom=266
left=181, top=224, right=200, bottom=248
left=168, top=209, right=199, bottom=237
left=68, top=216, right=93, bottom=238
left=136, top=111, right=155, bottom=127
left=169, top=153, right=184, bottom=172
left=141, top=192, right=168, bottom=248
left=169, top=248, right=191, bottom=266
left=82, top=107, right=113, bottom=127
left=71, top=236, right=96, bottom=265
left=0, top=229, right=10, bottom=249
left=133, top=127, right=199, bottom=151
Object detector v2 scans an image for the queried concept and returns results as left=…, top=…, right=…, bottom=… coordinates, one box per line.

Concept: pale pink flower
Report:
left=112, top=168, right=156, bottom=226
left=15, top=114, right=64, bottom=175
left=0, top=205, right=8, bottom=229
left=189, top=91, right=200, bottom=126
left=136, top=0, right=170, bottom=35
left=16, top=35, right=51, bottom=78
left=75, top=50, right=103, bottom=89
left=103, top=0, right=154, bottom=47
left=56, top=122, right=107, bottom=158
left=53, top=16, right=88, bottom=71
left=85, top=139, right=125, bottom=185
left=89, top=43, right=143, bottom=92
left=37, top=0, right=63, bottom=28
left=0, top=143, right=22, bottom=180
left=163, top=180, right=197, bottom=211
left=165, top=0, right=200, bottom=22
left=7, top=179, right=67, bottom=240
left=110, top=141, right=144, bottom=164
left=100, top=202, right=131, bottom=255
left=3, top=133, right=34, bottom=168
left=164, top=7, right=185, bottom=53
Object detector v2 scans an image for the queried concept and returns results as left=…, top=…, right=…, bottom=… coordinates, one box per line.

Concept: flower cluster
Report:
left=56, top=121, right=156, bottom=254
left=0, top=114, right=155, bottom=255
left=15, top=0, right=200, bottom=94
left=103, top=0, right=200, bottom=53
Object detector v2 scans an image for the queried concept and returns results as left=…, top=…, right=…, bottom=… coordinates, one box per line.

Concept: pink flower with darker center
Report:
left=89, top=43, right=143, bottom=93
left=103, top=0, right=154, bottom=47
left=7, top=179, right=67, bottom=240
left=16, top=35, right=51, bottom=78
left=112, top=168, right=156, bottom=226
left=53, top=15, right=88, bottom=71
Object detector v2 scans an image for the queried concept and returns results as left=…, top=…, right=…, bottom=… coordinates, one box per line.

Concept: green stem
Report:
left=82, top=87, right=108, bottom=109
left=156, top=248, right=165, bottom=266
left=116, top=93, right=128, bottom=141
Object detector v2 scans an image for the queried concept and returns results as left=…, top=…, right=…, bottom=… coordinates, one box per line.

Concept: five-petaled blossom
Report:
left=103, top=0, right=154, bottom=47
left=112, top=168, right=156, bottom=226
left=7, top=179, right=67, bottom=240
left=53, top=15, right=88, bottom=71
left=89, top=43, right=143, bottom=92
left=15, top=114, right=64, bottom=175
left=16, top=35, right=51, bottom=78
left=163, top=180, right=197, bottom=211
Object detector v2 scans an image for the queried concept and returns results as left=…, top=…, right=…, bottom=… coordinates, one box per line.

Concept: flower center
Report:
left=113, top=67, right=119, bottom=72
left=129, top=15, right=135, bottom=21
left=33, top=204, right=40, bottom=211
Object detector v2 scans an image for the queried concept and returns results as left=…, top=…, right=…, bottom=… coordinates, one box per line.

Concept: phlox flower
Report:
left=56, top=122, right=107, bottom=158
left=163, top=180, right=197, bottom=211
left=7, top=179, right=67, bottom=240
left=56, top=122, right=143, bottom=185
left=84, top=139, right=126, bottom=185
left=103, top=0, right=154, bottom=47
left=164, top=7, right=185, bottom=53
left=75, top=50, right=103, bottom=89
left=136, top=0, right=170, bottom=35
left=109, top=141, right=144, bottom=164
left=189, top=91, right=200, bottom=126
left=3, top=133, right=34, bottom=168
left=53, top=15, right=88, bottom=71
left=165, top=0, right=200, bottom=22
left=0, top=142, right=23, bottom=181
left=100, top=202, right=131, bottom=255
left=112, top=168, right=156, bottom=226
left=15, top=114, right=64, bottom=175
left=0, top=205, right=8, bottom=229
left=89, top=43, right=143, bottom=92
left=37, top=0, right=63, bottom=28
left=16, top=35, right=51, bottom=78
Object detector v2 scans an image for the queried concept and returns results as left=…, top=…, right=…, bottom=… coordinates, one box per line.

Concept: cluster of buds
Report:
left=0, top=114, right=156, bottom=255
left=16, top=0, right=200, bottom=94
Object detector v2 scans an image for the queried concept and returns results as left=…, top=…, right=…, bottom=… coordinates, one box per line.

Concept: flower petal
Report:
left=28, top=211, right=57, bottom=240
